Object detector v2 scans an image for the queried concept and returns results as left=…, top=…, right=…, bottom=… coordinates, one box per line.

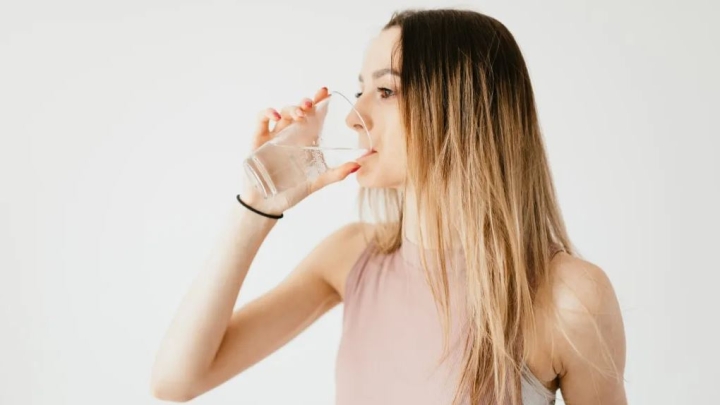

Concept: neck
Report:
left=401, top=186, right=462, bottom=250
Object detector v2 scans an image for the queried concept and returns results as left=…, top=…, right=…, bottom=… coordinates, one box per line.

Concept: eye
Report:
left=354, top=87, right=396, bottom=99
left=377, top=87, right=395, bottom=98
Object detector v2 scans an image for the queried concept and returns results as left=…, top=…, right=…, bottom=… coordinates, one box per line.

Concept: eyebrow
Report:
left=358, top=68, right=401, bottom=82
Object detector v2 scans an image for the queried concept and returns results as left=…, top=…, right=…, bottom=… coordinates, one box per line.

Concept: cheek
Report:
left=357, top=111, right=407, bottom=187
left=384, top=137, right=407, bottom=170
left=383, top=153, right=407, bottom=174
left=378, top=123, right=407, bottom=173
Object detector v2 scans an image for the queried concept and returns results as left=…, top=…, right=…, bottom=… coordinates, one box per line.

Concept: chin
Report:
left=355, top=168, right=404, bottom=189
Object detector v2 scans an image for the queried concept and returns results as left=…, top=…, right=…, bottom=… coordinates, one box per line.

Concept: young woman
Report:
left=151, top=8, right=627, bottom=405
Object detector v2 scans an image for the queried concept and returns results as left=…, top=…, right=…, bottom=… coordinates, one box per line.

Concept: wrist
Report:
left=236, top=193, right=284, bottom=219
left=238, top=189, right=263, bottom=209
left=234, top=199, right=280, bottom=232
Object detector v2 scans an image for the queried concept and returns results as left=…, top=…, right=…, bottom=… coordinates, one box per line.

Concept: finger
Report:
left=254, top=108, right=281, bottom=138
left=312, top=87, right=330, bottom=105
left=273, top=104, right=305, bottom=134
left=298, top=97, right=313, bottom=112
left=309, top=162, right=361, bottom=193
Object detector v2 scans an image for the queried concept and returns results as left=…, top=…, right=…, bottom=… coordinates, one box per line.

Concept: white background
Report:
left=1, top=0, right=718, bottom=404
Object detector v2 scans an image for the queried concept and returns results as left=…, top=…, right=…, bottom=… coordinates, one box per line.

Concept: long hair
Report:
left=358, top=8, right=579, bottom=404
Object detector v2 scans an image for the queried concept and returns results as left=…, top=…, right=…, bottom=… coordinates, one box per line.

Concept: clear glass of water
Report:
left=243, top=91, right=372, bottom=199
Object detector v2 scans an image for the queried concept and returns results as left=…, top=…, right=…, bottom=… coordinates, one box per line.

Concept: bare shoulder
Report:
left=306, top=222, right=378, bottom=300
left=548, top=252, right=619, bottom=316
left=542, top=252, right=627, bottom=403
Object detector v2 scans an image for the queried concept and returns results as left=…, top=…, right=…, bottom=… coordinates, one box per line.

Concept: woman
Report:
left=151, top=8, right=627, bottom=405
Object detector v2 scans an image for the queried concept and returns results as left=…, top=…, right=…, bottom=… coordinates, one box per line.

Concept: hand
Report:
left=239, top=87, right=361, bottom=216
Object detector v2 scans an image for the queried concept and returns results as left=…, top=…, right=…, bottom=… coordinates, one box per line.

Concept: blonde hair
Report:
left=358, top=8, right=582, bottom=404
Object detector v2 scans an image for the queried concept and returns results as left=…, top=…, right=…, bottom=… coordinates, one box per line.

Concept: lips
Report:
left=359, top=149, right=377, bottom=159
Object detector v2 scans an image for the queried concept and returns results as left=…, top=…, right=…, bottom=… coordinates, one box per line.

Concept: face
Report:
left=346, top=26, right=407, bottom=189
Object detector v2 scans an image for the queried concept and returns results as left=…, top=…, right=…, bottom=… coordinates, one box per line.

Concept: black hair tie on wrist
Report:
left=236, top=194, right=284, bottom=219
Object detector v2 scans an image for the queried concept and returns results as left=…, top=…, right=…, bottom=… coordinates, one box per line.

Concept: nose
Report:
left=345, top=102, right=373, bottom=149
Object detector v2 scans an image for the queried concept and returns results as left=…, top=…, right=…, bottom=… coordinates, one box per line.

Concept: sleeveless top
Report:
left=335, top=235, right=562, bottom=405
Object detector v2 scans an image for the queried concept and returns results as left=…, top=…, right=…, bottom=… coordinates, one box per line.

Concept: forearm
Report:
left=151, top=199, right=277, bottom=386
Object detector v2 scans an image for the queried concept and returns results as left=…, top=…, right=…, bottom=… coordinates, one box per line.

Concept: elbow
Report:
left=150, top=387, right=191, bottom=403
left=149, top=373, right=199, bottom=402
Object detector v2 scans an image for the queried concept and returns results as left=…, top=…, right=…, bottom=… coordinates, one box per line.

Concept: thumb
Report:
left=310, top=162, right=361, bottom=193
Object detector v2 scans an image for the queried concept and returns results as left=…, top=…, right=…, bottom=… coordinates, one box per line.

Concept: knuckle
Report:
left=282, top=104, right=299, bottom=113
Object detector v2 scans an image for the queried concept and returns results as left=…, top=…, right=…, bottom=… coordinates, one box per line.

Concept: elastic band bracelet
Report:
left=236, top=194, right=284, bottom=219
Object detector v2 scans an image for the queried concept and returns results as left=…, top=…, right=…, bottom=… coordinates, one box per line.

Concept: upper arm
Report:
left=551, top=259, right=627, bottom=404
left=187, top=222, right=371, bottom=399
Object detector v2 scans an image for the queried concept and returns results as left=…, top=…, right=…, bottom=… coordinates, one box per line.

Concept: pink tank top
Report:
left=335, top=235, right=559, bottom=405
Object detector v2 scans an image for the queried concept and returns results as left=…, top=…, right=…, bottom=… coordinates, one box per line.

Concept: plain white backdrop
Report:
left=1, top=0, right=718, bottom=403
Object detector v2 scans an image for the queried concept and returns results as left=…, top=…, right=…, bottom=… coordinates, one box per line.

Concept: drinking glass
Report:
left=243, top=91, right=372, bottom=198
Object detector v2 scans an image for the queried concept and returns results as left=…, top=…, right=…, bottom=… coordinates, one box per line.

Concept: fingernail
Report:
left=303, top=101, right=312, bottom=108
left=350, top=166, right=360, bottom=174
left=273, top=112, right=281, bottom=120
left=322, top=87, right=328, bottom=92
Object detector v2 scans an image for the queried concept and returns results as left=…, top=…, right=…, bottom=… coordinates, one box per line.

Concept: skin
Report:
left=150, top=27, right=627, bottom=404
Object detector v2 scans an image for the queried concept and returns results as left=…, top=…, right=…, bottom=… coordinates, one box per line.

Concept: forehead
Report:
left=361, top=26, right=401, bottom=72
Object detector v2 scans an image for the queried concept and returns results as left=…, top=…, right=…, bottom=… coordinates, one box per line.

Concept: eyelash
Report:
left=355, top=87, right=395, bottom=99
